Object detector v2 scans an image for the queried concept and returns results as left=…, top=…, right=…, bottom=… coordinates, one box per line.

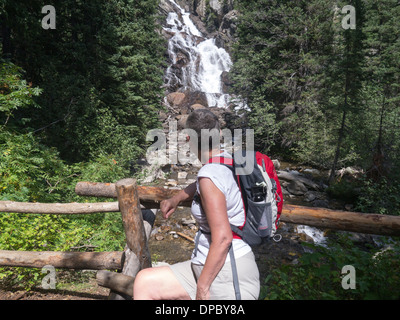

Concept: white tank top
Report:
left=190, top=152, right=252, bottom=265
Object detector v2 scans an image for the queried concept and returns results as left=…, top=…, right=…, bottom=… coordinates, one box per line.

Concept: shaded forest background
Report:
left=0, top=0, right=399, bottom=295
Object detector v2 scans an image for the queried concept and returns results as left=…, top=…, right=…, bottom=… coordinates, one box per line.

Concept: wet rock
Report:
left=190, top=103, right=206, bottom=111
left=177, top=171, right=188, bottom=180
left=182, top=90, right=209, bottom=108
left=303, top=168, right=321, bottom=178
left=312, top=200, right=330, bottom=208
left=304, top=191, right=317, bottom=202
left=287, top=180, right=308, bottom=196
left=272, top=159, right=280, bottom=170
left=176, top=114, right=189, bottom=129
left=167, top=91, right=186, bottom=107
left=181, top=217, right=196, bottom=226
left=221, top=71, right=232, bottom=92
left=165, top=179, right=178, bottom=187
left=277, top=170, right=320, bottom=190
left=299, top=233, right=314, bottom=244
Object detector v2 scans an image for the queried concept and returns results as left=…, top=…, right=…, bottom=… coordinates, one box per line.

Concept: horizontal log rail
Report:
left=75, top=181, right=193, bottom=208
left=1, top=182, right=400, bottom=237
left=0, top=250, right=122, bottom=270
left=77, top=182, right=400, bottom=237
left=0, top=201, right=119, bottom=214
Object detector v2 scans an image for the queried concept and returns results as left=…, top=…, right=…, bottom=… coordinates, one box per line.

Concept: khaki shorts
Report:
left=169, top=251, right=260, bottom=300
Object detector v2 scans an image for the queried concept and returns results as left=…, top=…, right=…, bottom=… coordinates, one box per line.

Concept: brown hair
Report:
left=185, top=109, right=221, bottom=151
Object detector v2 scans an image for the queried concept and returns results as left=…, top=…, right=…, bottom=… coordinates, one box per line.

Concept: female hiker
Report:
left=133, top=109, right=260, bottom=300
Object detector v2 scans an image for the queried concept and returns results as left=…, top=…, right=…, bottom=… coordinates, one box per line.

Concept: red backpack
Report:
left=207, top=151, right=283, bottom=245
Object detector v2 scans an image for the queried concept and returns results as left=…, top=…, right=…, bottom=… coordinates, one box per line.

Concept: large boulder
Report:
left=287, top=180, right=308, bottom=196
left=277, top=170, right=320, bottom=190
left=167, top=92, right=186, bottom=107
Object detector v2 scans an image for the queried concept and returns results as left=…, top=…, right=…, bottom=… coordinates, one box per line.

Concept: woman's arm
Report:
left=196, top=177, right=233, bottom=300
left=160, top=182, right=196, bottom=219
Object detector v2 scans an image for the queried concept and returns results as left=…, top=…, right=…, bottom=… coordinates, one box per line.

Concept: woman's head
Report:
left=185, top=108, right=220, bottom=135
left=185, top=109, right=221, bottom=160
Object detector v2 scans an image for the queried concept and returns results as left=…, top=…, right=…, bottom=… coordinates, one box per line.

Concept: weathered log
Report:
left=281, top=204, right=400, bottom=237
left=75, top=182, right=400, bottom=237
left=75, top=181, right=192, bottom=208
left=109, top=178, right=152, bottom=300
left=0, top=250, right=122, bottom=270
left=0, top=201, right=119, bottom=214
left=108, top=216, right=152, bottom=300
left=96, top=270, right=135, bottom=297
left=75, top=181, right=117, bottom=198
left=115, top=179, right=152, bottom=270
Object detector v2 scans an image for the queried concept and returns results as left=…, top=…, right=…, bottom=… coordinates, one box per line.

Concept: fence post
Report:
left=109, top=178, right=152, bottom=300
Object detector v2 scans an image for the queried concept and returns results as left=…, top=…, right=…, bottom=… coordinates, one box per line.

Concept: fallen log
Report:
left=0, top=201, right=119, bottom=214
left=0, top=250, right=122, bottom=270
left=281, top=204, right=400, bottom=237
left=96, top=270, right=134, bottom=297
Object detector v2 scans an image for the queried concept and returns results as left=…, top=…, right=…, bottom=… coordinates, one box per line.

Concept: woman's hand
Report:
left=160, top=182, right=197, bottom=219
left=160, top=197, right=180, bottom=219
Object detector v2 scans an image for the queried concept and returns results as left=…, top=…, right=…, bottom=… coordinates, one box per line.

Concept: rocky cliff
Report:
left=159, top=0, right=238, bottom=52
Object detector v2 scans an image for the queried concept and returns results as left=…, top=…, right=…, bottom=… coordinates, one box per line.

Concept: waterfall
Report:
left=163, top=0, right=235, bottom=109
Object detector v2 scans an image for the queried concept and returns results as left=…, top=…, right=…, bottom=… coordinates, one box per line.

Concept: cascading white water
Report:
left=163, top=0, right=234, bottom=109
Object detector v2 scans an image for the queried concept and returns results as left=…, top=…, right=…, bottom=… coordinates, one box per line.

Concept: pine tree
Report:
left=327, top=0, right=366, bottom=184
left=231, top=0, right=335, bottom=158
left=361, top=0, right=400, bottom=180
left=2, top=0, right=166, bottom=166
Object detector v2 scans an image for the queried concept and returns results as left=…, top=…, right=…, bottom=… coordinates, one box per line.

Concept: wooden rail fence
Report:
left=1, top=179, right=400, bottom=299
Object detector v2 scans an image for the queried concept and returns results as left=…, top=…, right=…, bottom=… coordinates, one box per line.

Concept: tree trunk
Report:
left=3, top=183, right=400, bottom=237
left=328, top=108, right=347, bottom=185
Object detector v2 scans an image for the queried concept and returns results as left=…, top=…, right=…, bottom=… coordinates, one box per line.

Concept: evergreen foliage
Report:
left=231, top=0, right=400, bottom=194
left=1, top=0, right=165, bottom=165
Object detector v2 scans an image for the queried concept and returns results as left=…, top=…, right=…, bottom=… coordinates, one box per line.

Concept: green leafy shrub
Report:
left=355, top=176, right=400, bottom=216
left=0, top=151, right=129, bottom=289
left=326, top=179, right=360, bottom=203
left=260, top=235, right=400, bottom=300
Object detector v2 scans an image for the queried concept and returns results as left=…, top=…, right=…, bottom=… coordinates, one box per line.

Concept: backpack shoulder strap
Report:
left=206, top=155, right=245, bottom=240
